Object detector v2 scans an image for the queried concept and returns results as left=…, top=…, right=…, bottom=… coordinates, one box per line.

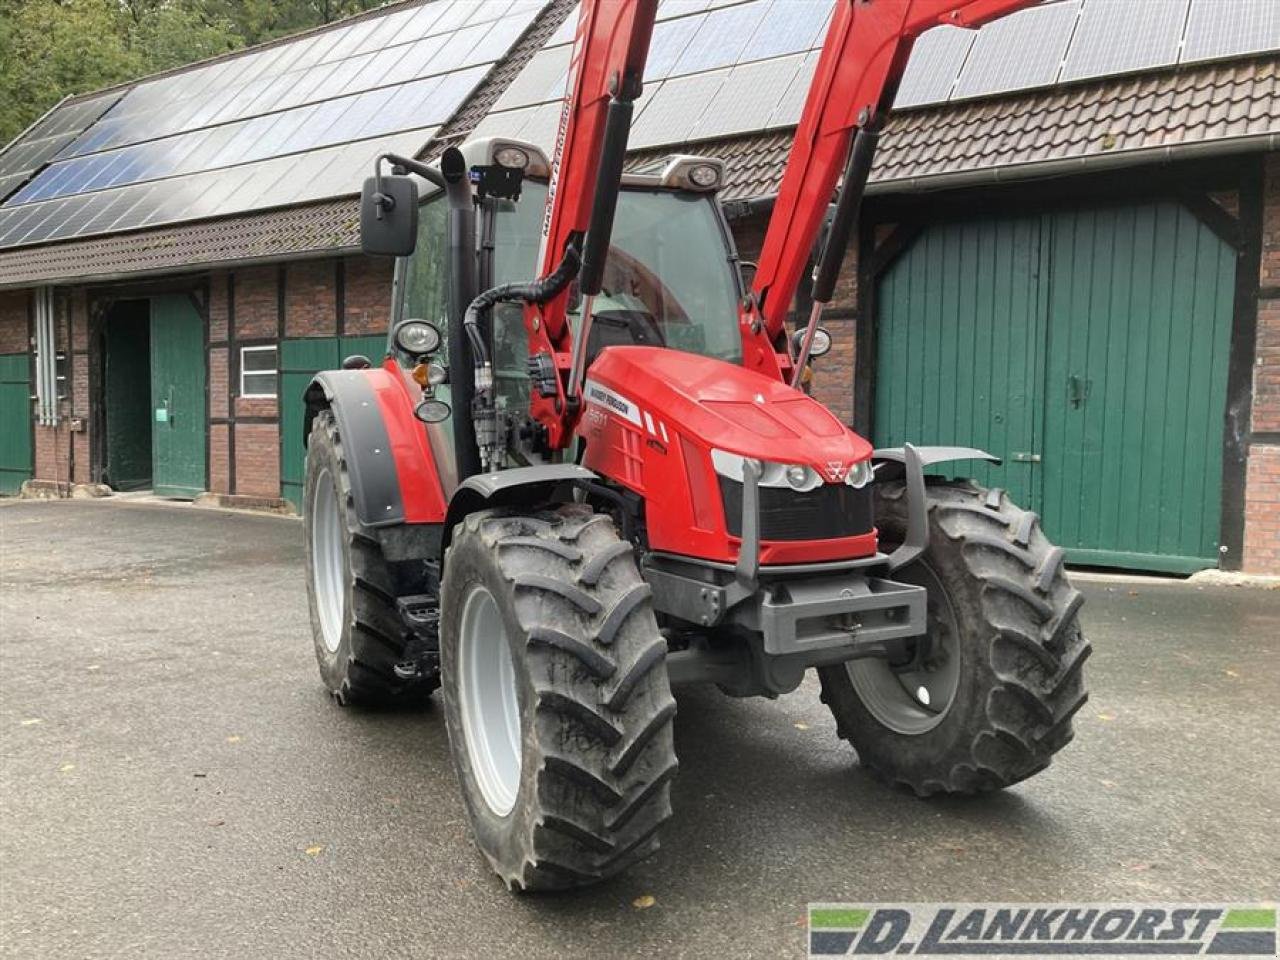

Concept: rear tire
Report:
left=818, top=480, right=1090, bottom=795
left=439, top=505, right=677, bottom=891
left=304, top=410, right=429, bottom=706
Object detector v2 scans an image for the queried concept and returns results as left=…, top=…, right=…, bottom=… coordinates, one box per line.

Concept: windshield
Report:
left=494, top=180, right=742, bottom=363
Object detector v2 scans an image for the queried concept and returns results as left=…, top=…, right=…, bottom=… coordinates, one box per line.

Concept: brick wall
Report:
left=233, top=422, right=280, bottom=497
left=1245, top=153, right=1280, bottom=574
left=285, top=259, right=338, bottom=338
left=0, top=290, right=29, bottom=353
left=231, top=266, right=278, bottom=341
left=343, top=255, right=393, bottom=335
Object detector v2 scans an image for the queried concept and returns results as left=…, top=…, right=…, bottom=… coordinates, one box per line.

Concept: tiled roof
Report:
left=0, top=198, right=361, bottom=286
left=874, top=54, right=1279, bottom=188
left=631, top=55, right=1280, bottom=201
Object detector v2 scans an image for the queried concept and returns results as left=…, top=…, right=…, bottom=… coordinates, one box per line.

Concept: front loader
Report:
left=301, top=0, right=1089, bottom=891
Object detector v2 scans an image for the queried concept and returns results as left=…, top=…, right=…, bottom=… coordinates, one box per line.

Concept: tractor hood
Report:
left=584, top=346, right=872, bottom=476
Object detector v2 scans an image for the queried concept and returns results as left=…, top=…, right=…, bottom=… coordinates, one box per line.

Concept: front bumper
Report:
left=643, top=552, right=927, bottom=659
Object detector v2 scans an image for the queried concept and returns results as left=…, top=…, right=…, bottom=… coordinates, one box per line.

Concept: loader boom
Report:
left=749, top=0, right=1037, bottom=345
left=521, top=0, right=1036, bottom=443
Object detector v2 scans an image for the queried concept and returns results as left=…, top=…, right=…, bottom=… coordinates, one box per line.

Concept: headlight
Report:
left=494, top=146, right=530, bottom=169
left=687, top=163, right=720, bottom=188
left=394, top=319, right=441, bottom=355
left=710, top=450, right=822, bottom=491
left=844, top=458, right=873, bottom=489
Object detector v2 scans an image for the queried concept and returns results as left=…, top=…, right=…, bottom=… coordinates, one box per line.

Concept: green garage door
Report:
left=875, top=200, right=1236, bottom=573
left=279, top=336, right=385, bottom=510
left=150, top=294, right=207, bottom=497
left=0, top=354, right=33, bottom=494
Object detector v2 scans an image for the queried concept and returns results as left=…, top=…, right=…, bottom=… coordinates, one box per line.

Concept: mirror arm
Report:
left=372, top=153, right=446, bottom=221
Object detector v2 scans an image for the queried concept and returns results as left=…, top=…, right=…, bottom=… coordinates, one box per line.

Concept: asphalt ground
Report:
left=1, top=498, right=1277, bottom=959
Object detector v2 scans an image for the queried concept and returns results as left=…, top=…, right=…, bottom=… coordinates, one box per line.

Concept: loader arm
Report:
left=521, top=0, right=659, bottom=451
left=748, top=0, right=1037, bottom=354
left=518, top=0, right=1035, bottom=449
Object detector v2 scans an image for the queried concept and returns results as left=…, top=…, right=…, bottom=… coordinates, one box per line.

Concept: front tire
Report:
left=439, top=506, right=677, bottom=891
left=819, top=480, right=1090, bottom=795
left=304, top=410, right=426, bottom=706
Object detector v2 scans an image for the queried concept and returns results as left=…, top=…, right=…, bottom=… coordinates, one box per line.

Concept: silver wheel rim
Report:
left=458, top=584, right=523, bottom=817
left=846, top=560, right=961, bottom=734
left=310, top=468, right=345, bottom=654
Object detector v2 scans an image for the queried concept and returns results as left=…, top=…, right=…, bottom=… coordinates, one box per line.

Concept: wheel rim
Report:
left=310, top=468, right=345, bottom=654
left=458, top=584, right=523, bottom=817
left=846, top=559, right=961, bottom=734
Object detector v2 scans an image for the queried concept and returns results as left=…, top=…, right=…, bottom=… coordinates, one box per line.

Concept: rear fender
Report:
left=304, top=362, right=447, bottom=529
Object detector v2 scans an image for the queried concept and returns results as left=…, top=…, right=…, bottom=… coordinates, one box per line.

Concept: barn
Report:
left=0, top=0, right=1277, bottom=575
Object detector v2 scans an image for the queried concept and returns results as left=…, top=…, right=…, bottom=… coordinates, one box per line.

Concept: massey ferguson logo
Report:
left=824, top=461, right=848, bottom=482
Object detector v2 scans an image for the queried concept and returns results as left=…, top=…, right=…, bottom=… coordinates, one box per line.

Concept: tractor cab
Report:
left=381, top=137, right=746, bottom=490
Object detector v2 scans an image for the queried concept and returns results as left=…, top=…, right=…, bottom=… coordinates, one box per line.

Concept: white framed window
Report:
left=240, top=345, right=278, bottom=398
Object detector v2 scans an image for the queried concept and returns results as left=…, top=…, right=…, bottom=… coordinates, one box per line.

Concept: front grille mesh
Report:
left=718, top=479, right=874, bottom=541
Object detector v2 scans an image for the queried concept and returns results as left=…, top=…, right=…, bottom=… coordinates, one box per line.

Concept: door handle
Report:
left=1010, top=452, right=1042, bottom=463
left=1068, top=374, right=1092, bottom=409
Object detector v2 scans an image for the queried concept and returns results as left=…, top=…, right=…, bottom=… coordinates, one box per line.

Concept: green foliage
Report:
left=0, top=0, right=386, bottom=146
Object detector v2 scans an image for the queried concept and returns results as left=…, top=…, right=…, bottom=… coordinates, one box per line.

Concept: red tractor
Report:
left=302, top=0, right=1089, bottom=891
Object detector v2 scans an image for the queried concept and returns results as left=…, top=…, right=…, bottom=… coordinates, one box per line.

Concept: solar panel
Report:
left=491, top=45, right=572, bottom=111
left=644, top=14, right=703, bottom=81
left=1182, top=0, right=1280, bottom=62
left=686, top=53, right=805, bottom=140
left=1061, top=0, right=1189, bottom=82
left=628, top=69, right=730, bottom=149
left=0, top=125, right=440, bottom=248
left=0, top=92, right=123, bottom=200
left=670, top=1, right=769, bottom=77
left=0, top=0, right=542, bottom=248
left=952, top=1, right=1079, bottom=100
left=765, top=49, right=819, bottom=128
left=894, top=26, right=976, bottom=108
left=736, top=0, right=828, bottom=64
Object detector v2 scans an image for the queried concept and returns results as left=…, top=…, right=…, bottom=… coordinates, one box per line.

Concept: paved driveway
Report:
left=1, top=499, right=1276, bottom=959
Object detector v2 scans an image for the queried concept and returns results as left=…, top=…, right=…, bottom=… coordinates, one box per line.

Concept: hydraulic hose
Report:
left=461, top=243, right=582, bottom=369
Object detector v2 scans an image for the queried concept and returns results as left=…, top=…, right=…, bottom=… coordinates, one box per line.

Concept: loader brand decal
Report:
left=807, top=904, right=1277, bottom=958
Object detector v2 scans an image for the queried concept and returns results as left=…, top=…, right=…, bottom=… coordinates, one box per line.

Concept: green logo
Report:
left=808, top=904, right=1277, bottom=958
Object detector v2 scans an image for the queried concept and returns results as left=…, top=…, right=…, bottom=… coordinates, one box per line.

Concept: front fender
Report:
left=304, top=362, right=446, bottom=528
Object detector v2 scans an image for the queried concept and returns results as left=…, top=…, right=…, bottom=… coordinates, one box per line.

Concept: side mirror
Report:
left=360, top=175, right=418, bottom=257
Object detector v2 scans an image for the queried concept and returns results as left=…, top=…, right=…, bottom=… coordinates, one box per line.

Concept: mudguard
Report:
left=872, top=445, right=1000, bottom=468
left=304, top=362, right=447, bottom=529
left=871, top=445, right=1000, bottom=572
left=441, top=464, right=597, bottom=552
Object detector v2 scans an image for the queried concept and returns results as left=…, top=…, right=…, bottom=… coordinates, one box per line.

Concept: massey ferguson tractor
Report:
left=301, top=0, right=1089, bottom=891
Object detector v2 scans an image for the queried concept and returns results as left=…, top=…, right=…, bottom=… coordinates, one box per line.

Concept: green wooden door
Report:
left=279, top=336, right=384, bottom=510
left=150, top=294, right=206, bottom=498
left=874, top=215, right=1046, bottom=508
left=1039, top=202, right=1235, bottom=573
left=874, top=200, right=1235, bottom=572
left=0, top=353, right=33, bottom=495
